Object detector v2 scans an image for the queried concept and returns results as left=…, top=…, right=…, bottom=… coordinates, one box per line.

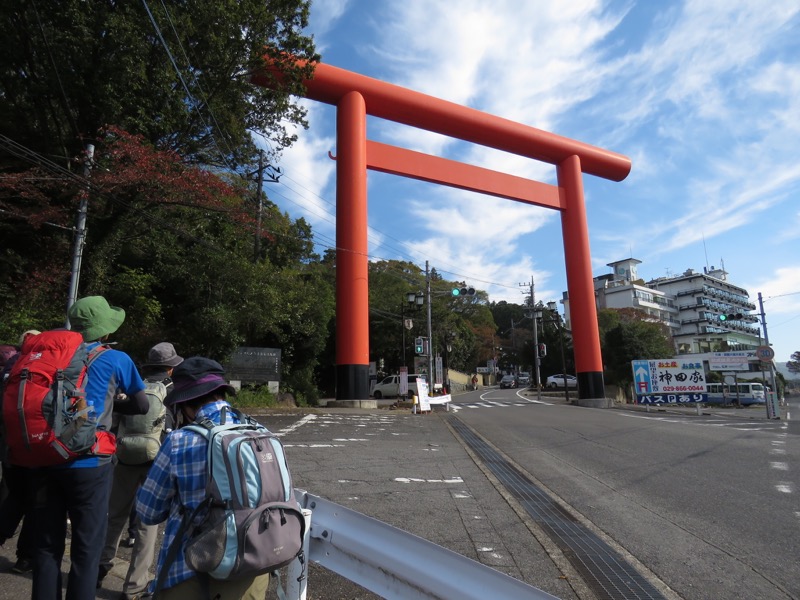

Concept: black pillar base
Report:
left=336, top=364, right=370, bottom=401
left=577, top=371, right=606, bottom=403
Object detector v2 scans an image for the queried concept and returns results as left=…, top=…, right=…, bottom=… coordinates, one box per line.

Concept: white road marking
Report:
left=395, top=477, right=464, bottom=484
left=274, top=413, right=316, bottom=437
left=284, top=443, right=346, bottom=448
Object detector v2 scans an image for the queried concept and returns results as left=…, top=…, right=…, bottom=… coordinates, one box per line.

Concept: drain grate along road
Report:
left=449, top=417, right=667, bottom=600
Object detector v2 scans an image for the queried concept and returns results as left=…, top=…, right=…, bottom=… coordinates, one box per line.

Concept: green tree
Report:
left=787, top=351, right=800, bottom=374
left=0, top=127, right=334, bottom=403
left=598, top=308, right=675, bottom=388
left=365, top=260, right=495, bottom=377
left=535, top=306, right=574, bottom=380
left=0, top=0, right=317, bottom=169
left=0, top=1, right=319, bottom=352
left=367, top=260, right=427, bottom=374
left=490, top=301, right=575, bottom=381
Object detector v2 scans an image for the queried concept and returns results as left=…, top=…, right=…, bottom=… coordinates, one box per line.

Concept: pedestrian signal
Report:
left=414, top=337, right=424, bottom=354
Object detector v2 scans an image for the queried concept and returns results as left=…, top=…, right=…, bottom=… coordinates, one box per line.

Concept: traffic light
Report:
left=538, top=343, right=547, bottom=358
left=719, top=313, right=743, bottom=321
left=452, top=286, right=476, bottom=297
left=414, top=337, right=424, bottom=354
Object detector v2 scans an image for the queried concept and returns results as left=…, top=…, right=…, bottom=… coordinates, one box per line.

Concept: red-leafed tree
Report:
left=0, top=2, right=339, bottom=403
left=0, top=127, right=332, bottom=403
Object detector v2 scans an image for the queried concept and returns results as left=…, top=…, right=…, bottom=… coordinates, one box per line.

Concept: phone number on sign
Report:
left=658, top=385, right=706, bottom=393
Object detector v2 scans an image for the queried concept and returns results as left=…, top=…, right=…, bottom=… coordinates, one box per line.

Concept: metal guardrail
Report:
left=278, top=490, right=558, bottom=600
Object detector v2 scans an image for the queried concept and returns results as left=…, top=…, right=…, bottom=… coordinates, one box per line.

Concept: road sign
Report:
left=476, top=367, right=490, bottom=374
left=632, top=359, right=706, bottom=395
left=755, top=345, right=775, bottom=362
left=708, top=352, right=750, bottom=371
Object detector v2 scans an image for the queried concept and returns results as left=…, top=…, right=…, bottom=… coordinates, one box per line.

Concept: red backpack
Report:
left=2, top=330, right=114, bottom=467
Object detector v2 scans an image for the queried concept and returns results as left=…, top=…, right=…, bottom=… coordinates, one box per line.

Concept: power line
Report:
left=140, top=0, right=238, bottom=171
left=0, top=132, right=518, bottom=294
left=154, top=0, right=240, bottom=164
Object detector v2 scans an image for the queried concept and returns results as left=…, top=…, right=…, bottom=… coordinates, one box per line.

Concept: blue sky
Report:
left=262, top=0, right=800, bottom=364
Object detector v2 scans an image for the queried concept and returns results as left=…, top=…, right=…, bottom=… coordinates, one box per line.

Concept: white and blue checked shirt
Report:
left=136, top=400, right=239, bottom=591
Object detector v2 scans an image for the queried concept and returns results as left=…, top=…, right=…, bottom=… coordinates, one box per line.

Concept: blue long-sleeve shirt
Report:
left=136, top=399, right=239, bottom=590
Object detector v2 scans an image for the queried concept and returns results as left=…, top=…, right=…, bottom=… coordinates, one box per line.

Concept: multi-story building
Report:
left=593, top=258, right=681, bottom=332
left=563, top=258, right=762, bottom=355
left=647, top=264, right=761, bottom=354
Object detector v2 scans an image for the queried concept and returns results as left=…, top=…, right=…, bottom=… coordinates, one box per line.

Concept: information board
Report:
left=226, top=347, right=281, bottom=383
left=416, top=379, right=431, bottom=412
left=708, top=351, right=751, bottom=371
left=632, top=359, right=706, bottom=395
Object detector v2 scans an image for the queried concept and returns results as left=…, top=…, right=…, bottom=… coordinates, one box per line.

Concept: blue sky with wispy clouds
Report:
left=264, top=0, right=800, bottom=363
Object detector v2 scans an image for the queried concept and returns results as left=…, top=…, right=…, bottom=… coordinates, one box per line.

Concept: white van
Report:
left=372, top=374, right=427, bottom=399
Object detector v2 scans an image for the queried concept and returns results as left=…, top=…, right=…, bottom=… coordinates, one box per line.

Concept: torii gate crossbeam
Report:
left=252, top=61, right=631, bottom=406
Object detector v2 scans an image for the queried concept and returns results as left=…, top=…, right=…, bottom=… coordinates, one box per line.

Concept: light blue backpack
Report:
left=154, top=407, right=304, bottom=594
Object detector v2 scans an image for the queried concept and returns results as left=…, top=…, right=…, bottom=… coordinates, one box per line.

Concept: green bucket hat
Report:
left=68, top=296, right=126, bottom=342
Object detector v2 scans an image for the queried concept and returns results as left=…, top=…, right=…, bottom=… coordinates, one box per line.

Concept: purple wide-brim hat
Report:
left=165, top=356, right=236, bottom=406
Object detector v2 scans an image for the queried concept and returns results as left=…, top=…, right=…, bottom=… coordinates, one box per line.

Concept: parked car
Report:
left=516, top=372, right=531, bottom=386
left=499, top=375, right=517, bottom=389
left=546, top=374, right=578, bottom=389
left=372, top=374, right=427, bottom=399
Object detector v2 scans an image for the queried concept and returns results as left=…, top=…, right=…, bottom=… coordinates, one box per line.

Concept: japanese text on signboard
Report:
left=632, top=360, right=706, bottom=394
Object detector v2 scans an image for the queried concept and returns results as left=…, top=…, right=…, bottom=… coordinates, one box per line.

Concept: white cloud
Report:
left=307, top=0, right=351, bottom=44
left=745, top=265, right=800, bottom=361
left=276, top=0, right=800, bottom=357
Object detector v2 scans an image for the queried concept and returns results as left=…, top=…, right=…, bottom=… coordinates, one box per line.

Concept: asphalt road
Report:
left=453, top=388, right=799, bottom=599
left=0, top=389, right=796, bottom=599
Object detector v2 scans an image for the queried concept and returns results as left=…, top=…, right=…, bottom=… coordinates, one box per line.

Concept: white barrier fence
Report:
left=278, top=490, right=559, bottom=600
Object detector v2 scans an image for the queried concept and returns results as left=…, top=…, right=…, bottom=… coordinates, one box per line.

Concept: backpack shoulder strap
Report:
left=229, top=406, right=263, bottom=428
left=181, top=422, right=213, bottom=437
left=144, top=375, right=172, bottom=387
left=86, top=344, right=111, bottom=367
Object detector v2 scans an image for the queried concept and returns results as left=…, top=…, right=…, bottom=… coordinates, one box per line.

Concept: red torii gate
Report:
left=252, top=61, right=631, bottom=406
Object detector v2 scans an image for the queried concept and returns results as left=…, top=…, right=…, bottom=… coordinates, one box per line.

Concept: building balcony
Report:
left=676, top=288, right=704, bottom=297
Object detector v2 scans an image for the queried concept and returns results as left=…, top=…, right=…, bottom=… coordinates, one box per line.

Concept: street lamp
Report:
left=401, top=291, right=424, bottom=368
left=546, top=301, right=570, bottom=403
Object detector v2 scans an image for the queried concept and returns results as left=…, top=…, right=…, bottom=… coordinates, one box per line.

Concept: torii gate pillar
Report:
left=335, top=92, right=370, bottom=400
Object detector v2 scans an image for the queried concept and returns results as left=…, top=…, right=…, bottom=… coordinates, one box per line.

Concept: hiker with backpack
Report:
left=0, top=334, right=37, bottom=575
left=0, top=330, right=42, bottom=575
left=137, top=356, right=304, bottom=599
left=97, top=342, right=183, bottom=599
left=7, top=296, right=150, bottom=600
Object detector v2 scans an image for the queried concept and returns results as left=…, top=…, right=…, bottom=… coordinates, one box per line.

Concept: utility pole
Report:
left=65, top=143, right=94, bottom=327
left=520, top=277, right=542, bottom=402
left=758, top=292, right=781, bottom=410
left=426, top=260, right=434, bottom=387
left=254, top=149, right=264, bottom=262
